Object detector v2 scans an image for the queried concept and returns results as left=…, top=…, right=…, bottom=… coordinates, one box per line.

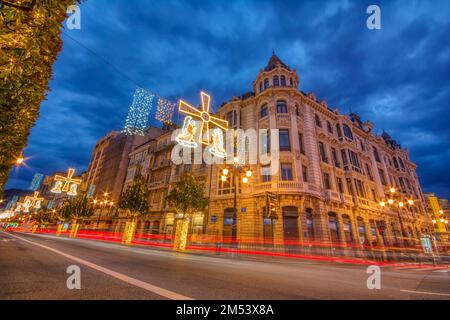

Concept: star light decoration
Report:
left=176, top=92, right=228, bottom=158
left=123, top=87, right=155, bottom=136
left=155, top=97, right=176, bottom=124
left=51, top=168, right=82, bottom=196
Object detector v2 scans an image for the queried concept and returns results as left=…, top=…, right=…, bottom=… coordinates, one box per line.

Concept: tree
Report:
left=0, top=0, right=82, bottom=196
left=166, top=172, right=208, bottom=219
left=59, top=193, right=94, bottom=222
left=118, top=172, right=149, bottom=219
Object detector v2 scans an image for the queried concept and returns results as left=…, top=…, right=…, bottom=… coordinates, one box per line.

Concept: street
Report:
left=0, top=231, right=448, bottom=300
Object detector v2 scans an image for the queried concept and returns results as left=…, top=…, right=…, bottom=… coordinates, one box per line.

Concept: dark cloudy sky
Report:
left=6, top=0, right=450, bottom=199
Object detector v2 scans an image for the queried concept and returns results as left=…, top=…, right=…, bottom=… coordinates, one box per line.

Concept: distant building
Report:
left=424, top=193, right=449, bottom=243
left=86, top=127, right=163, bottom=203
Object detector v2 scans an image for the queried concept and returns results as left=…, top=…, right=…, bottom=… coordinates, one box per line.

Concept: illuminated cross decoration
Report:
left=24, top=191, right=44, bottom=211
left=51, top=168, right=82, bottom=195
left=178, top=91, right=229, bottom=145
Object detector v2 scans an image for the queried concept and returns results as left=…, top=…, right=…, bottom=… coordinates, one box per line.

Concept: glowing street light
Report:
left=389, top=187, right=396, bottom=193
left=242, top=177, right=249, bottom=184
left=245, top=170, right=252, bottom=177
left=222, top=168, right=229, bottom=176
left=388, top=199, right=394, bottom=205
left=407, top=199, right=414, bottom=205
left=398, top=201, right=404, bottom=208
left=15, top=156, right=25, bottom=166
left=379, top=201, right=385, bottom=207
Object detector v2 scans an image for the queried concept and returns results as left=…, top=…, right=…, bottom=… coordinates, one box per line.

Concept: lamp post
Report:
left=95, top=192, right=110, bottom=227
left=378, top=187, right=416, bottom=247
left=220, top=156, right=252, bottom=232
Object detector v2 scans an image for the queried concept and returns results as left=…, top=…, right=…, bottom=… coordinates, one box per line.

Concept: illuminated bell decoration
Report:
left=176, top=91, right=228, bottom=158
left=51, top=168, right=82, bottom=196
left=24, top=191, right=44, bottom=211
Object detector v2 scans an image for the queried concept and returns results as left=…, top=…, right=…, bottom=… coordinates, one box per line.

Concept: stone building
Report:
left=204, top=53, right=432, bottom=249
left=117, top=53, right=432, bottom=251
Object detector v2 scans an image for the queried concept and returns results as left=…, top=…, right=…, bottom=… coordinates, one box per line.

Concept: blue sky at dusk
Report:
left=6, top=0, right=450, bottom=198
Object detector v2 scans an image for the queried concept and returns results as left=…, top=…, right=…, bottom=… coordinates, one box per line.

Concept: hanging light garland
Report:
left=123, top=87, right=156, bottom=135
left=155, top=97, right=176, bottom=124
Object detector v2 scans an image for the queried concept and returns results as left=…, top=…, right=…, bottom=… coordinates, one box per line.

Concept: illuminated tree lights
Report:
left=123, top=87, right=155, bottom=136
left=155, top=98, right=176, bottom=124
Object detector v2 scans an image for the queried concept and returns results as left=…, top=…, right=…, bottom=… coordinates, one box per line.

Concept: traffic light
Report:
left=266, top=192, right=278, bottom=220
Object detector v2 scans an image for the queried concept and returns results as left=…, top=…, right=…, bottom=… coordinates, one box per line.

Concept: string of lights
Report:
left=155, top=97, right=176, bottom=124
left=123, top=87, right=156, bottom=135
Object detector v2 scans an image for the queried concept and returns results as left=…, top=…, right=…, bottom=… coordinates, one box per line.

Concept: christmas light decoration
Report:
left=6, top=195, right=18, bottom=210
left=29, top=173, right=44, bottom=191
left=155, top=97, right=176, bottom=124
left=209, top=128, right=227, bottom=158
left=24, top=191, right=44, bottom=211
left=51, top=168, right=82, bottom=196
left=178, top=92, right=228, bottom=145
left=123, top=87, right=155, bottom=135
left=176, top=116, right=198, bottom=148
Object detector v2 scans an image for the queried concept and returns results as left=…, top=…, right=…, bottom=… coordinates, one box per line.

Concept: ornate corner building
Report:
left=204, top=53, right=433, bottom=249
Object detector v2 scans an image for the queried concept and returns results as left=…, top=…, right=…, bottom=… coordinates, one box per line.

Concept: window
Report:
left=398, top=157, right=405, bottom=170
left=373, top=147, right=381, bottom=162
left=259, top=82, right=263, bottom=93
left=355, top=179, right=366, bottom=198
left=336, top=177, right=344, bottom=193
left=342, top=215, right=353, bottom=244
left=273, top=75, right=279, bottom=86
left=280, top=75, right=286, bottom=86
left=393, top=157, right=399, bottom=169
left=315, top=114, right=322, bottom=127
left=263, top=78, right=269, bottom=89
left=336, top=124, right=342, bottom=137
left=298, top=132, right=305, bottom=154
left=226, top=110, right=237, bottom=127
left=331, top=147, right=339, bottom=167
left=295, top=104, right=300, bottom=116
left=348, top=150, right=360, bottom=168
left=346, top=178, right=354, bottom=196
left=328, top=213, right=340, bottom=244
left=378, top=168, right=387, bottom=185
left=343, top=124, right=353, bottom=140
left=357, top=217, right=366, bottom=245
left=276, top=100, right=288, bottom=113
left=305, top=209, right=314, bottom=240
left=365, top=163, right=373, bottom=180
left=302, top=165, right=308, bottom=182
left=318, top=142, right=328, bottom=163
left=262, top=165, right=271, bottom=182
left=341, top=149, right=348, bottom=166
left=327, top=121, right=333, bottom=134
left=260, top=104, right=268, bottom=118
left=323, top=172, right=331, bottom=190
left=261, top=130, right=270, bottom=154
left=281, top=163, right=293, bottom=181
left=279, top=129, right=291, bottom=151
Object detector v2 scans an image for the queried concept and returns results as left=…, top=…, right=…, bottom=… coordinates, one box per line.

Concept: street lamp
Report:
left=221, top=156, right=252, bottom=224
left=15, top=155, right=25, bottom=166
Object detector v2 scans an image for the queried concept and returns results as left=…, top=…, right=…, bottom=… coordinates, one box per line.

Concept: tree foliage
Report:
left=118, top=172, right=149, bottom=218
left=0, top=0, right=82, bottom=196
left=59, top=193, right=93, bottom=221
left=166, top=172, right=208, bottom=217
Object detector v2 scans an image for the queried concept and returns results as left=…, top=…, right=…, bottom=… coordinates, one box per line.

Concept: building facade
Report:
left=114, top=53, right=432, bottom=251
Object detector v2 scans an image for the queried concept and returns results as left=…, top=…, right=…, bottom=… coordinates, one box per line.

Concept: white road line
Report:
left=5, top=232, right=193, bottom=300
left=400, top=289, right=450, bottom=297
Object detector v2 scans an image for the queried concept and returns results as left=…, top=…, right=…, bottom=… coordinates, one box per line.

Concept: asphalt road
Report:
left=0, top=231, right=448, bottom=300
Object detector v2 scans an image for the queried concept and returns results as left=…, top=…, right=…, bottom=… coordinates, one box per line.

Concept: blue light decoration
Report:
left=6, top=195, right=18, bottom=210
left=47, top=200, right=54, bottom=210
left=155, top=97, right=176, bottom=124
left=29, top=173, right=44, bottom=191
left=123, top=87, right=155, bottom=135
left=87, top=184, right=96, bottom=198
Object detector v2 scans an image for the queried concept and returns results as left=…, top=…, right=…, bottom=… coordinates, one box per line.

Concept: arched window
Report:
left=343, top=124, right=353, bottom=140
left=276, top=100, right=288, bottom=113
left=282, top=206, right=299, bottom=241
left=223, top=208, right=237, bottom=243
left=280, top=75, right=286, bottom=86
left=263, top=78, right=269, bottom=89
left=342, top=215, right=353, bottom=244
left=290, top=78, right=293, bottom=86
left=260, top=104, right=268, bottom=118
left=328, top=212, right=340, bottom=244
left=259, top=82, right=263, bottom=93
left=273, top=75, right=279, bottom=86
left=305, top=208, right=314, bottom=240
left=315, top=114, right=322, bottom=127
left=357, top=217, right=366, bottom=245
left=336, top=124, right=342, bottom=137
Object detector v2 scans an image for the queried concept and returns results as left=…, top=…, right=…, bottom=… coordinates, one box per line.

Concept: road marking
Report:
left=6, top=232, right=193, bottom=300
left=400, top=289, right=450, bottom=297
left=433, top=269, right=448, bottom=273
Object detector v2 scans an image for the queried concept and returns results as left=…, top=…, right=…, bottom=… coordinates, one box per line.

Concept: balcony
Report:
left=340, top=193, right=354, bottom=205
left=324, top=190, right=341, bottom=203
